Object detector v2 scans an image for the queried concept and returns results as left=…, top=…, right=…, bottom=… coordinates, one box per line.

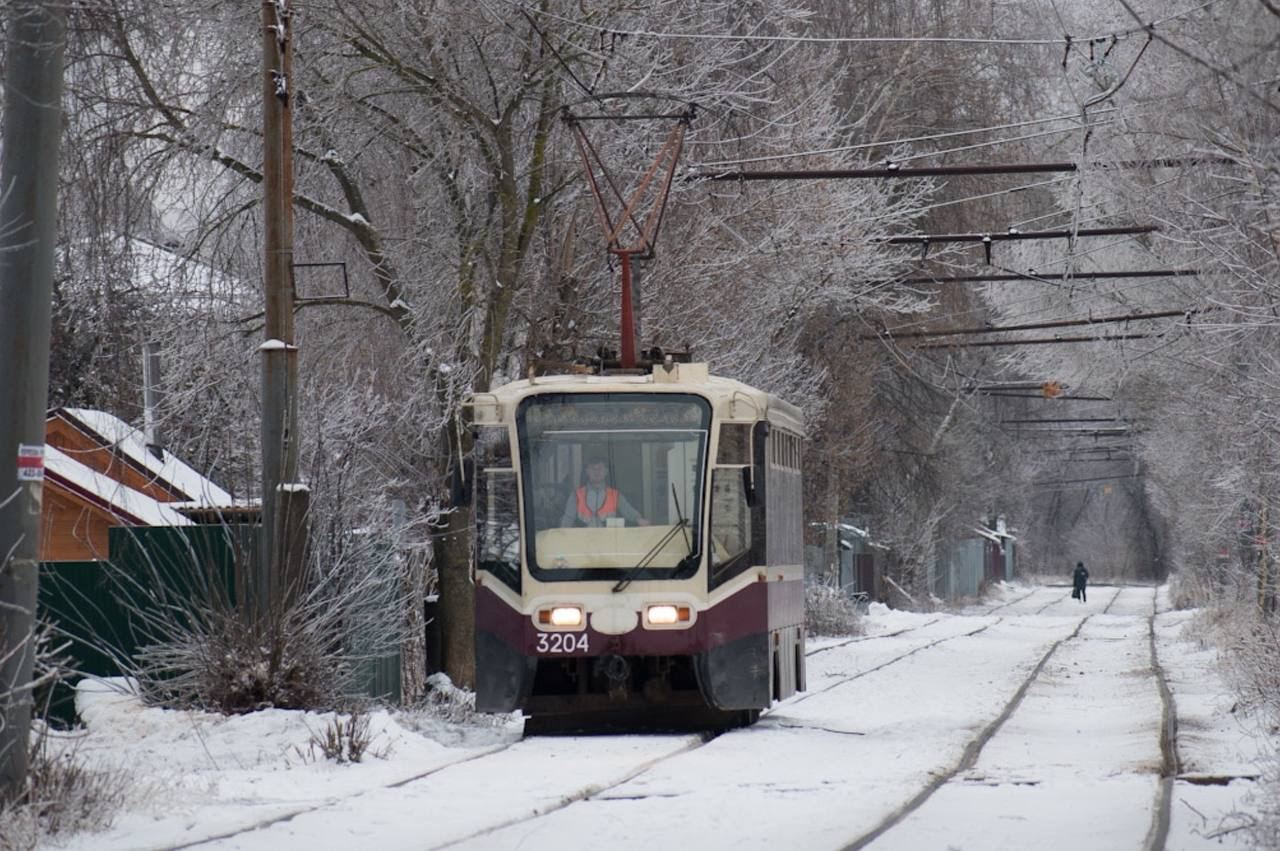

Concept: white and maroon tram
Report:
left=468, top=361, right=805, bottom=729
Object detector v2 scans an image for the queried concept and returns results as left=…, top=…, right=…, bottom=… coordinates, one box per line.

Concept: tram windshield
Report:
left=517, top=392, right=711, bottom=578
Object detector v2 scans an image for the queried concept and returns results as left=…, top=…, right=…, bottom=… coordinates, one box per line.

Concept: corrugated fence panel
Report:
left=934, top=539, right=987, bottom=601
left=958, top=539, right=986, bottom=598
left=39, top=525, right=256, bottom=721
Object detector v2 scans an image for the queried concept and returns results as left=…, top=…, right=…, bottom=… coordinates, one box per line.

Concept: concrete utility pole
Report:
left=0, top=0, right=66, bottom=801
left=259, top=0, right=307, bottom=623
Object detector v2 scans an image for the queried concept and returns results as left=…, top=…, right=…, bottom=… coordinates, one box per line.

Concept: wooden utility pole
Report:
left=0, top=0, right=65, bottom=801
left=259, top=0, right=307, bottom=626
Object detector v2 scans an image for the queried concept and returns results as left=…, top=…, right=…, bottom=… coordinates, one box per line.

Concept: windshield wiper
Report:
left=610, top=519, right=687, bottom=593
left=670, top=482, right=692, bottom=554
left=611, top=484, right=698, bottom=593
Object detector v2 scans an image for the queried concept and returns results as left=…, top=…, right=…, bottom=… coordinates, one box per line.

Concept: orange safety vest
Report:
left=576, top=486, right=619, bottom=521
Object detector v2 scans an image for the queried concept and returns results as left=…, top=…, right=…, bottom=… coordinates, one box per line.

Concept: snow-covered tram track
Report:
left=977, top=582, right=1126, bottom=617
left=158, top=741, right=521, bottom=850
left=427, top=733, right=715, bottom=849
left=1032, top=583, right=1123, bottom=615
left=805, top=616, right=947, bottom=656
left=54, top=585, right=1272, bottom=851
left=978, top=586, right=1043, bottom=614
left=812, top=581, right=1104, bottom=659
left=790, top=618, right=1005, bottom=712
left=159, top=730, right=716, bottom=850
left=1144, top=584, right=1179, bottom=851
left=425, top=621, right=1014, bottom=846
left=835, top=616, right=1090, bottom=850
left=155, top=587, right=1158, bottom=851
left=845, top=585, right=1169, bottom=851
left=1153, top=588, right=1268, bottom=844
left=445, top=610, right=1092, bottom=849
left=156, top=618, right=1007, bottom=849
left=809, top=587, right=1039, bottom=659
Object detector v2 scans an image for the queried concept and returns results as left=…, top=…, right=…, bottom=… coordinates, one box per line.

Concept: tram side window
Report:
left=717, top=423, right=751, bottom=465
left=475, top=427, right=519, bottom=588
left=477, top=470, right=520, bottom=580
left=476, top=425, right=511, bottom=465
left=769, top=431, right=800, bottom=472
left=710, top=467, right=751, bottom=568
left=764, top=428, right=804, bottom=567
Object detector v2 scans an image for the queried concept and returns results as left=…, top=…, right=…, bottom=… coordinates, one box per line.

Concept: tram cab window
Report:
left=475, top=426, right=520, bottom=590
left=517, top=393, right=711, bottom=575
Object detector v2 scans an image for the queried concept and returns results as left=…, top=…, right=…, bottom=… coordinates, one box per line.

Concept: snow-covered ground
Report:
left=36, top=582, right=1273, bottom=850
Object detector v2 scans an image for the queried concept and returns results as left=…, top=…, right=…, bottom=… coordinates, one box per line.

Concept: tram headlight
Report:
left=646, top=604, right=691, bottom=626
left=539, top=606, right=584, bottom=627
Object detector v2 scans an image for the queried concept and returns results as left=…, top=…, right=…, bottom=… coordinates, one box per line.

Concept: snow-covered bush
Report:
left=1177, top=591, right=1280, bottom=849
left=0, top=734, right=126, bottom=851
left=1191, top=599, right=1280, bottom=849
left=1206, top=605, right=1280, bottom=723
left=1248, top=754, right=1280, bottom=850
left=1167, top=573, right=1206, bottom=611
left=89, top=494, right=413, bottom=714
left=805, top=581, right=863, bottom=637
left=393, top=674, right=521, bottom=747
left=414, top=673, right=509, bottom=727
left=307, top=712, right=374, bottom=764
left=0, top=618, right=98, bottom=850
left=135, top=605, right=337, bottom=713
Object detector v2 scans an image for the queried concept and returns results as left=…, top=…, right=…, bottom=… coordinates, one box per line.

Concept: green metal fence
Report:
left=39, top=524, right=406, bottom=718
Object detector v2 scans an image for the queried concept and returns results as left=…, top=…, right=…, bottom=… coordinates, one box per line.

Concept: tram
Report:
left=468, top=359, right=805, bottom=729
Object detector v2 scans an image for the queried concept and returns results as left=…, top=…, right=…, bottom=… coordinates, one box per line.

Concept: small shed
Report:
left=974, top=518, right=1017, bottom=583
left=837, top=521, right=887, bottom=602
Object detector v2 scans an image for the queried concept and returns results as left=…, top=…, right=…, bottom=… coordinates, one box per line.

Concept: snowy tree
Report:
left=54, top=0, right=939, bottom=689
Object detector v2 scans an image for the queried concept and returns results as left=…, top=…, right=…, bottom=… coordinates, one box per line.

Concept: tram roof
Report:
left=474, top=364, right=804, bottom=432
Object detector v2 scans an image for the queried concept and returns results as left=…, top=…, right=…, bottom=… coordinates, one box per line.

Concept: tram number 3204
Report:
left=535, top=632, right=590, bottom=654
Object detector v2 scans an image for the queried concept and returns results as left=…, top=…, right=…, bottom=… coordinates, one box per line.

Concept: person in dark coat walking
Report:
left=1072, top=561, right=1089, bottom=603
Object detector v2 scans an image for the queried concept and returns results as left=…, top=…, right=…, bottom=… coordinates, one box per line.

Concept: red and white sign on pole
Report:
left=17, top=444, right=44, bottom=482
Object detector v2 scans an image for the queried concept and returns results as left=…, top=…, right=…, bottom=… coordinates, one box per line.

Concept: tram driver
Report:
left=559, top=453, right=651, bottom=528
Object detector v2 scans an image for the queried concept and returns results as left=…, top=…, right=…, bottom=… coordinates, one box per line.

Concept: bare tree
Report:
left=59, top=0, right=951, bottom=687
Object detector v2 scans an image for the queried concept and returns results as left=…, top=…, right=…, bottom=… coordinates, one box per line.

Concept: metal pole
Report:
left=142, top=341, right=164, bottom=459
left=0, top=0, right=65, bottom=801
left=630, top=259, right=643, bottom=349
left=259, top=0, right=300, bottom=620
left=617, top=250, right=637, bottom=368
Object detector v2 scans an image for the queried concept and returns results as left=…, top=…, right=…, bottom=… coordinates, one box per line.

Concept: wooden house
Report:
left=41, top=407, right=236, bottom=561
